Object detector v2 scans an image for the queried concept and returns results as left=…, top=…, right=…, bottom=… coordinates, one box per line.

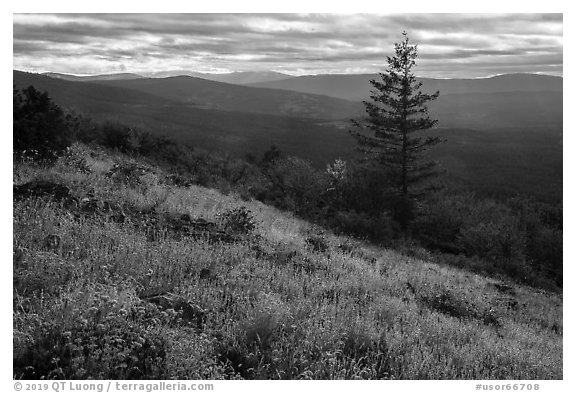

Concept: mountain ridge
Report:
left=42, top=72, right=143, bottom=82
left=43, top=70, right=293, bottom=85
left=89, top=74, right=364, bottom=120
left=249, top=73, right=563, bottom=101
left=14, top=69, right=562, bottom=203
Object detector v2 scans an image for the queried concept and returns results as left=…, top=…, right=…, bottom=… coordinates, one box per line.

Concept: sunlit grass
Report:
left=13, top=143, right=562, bottom=379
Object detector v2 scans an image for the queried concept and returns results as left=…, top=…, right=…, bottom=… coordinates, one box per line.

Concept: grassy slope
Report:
left=13, top=144, right=562, bottom=379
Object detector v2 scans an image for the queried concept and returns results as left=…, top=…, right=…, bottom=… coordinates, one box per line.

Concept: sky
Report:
left=13, top=13, right=563, bottom=78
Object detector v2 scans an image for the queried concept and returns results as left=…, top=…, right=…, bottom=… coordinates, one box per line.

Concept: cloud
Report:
left=12, top=13, right=563, bottom=77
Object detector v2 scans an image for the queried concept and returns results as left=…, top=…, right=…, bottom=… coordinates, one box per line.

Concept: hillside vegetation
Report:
left=13, top=142, right=563, bottom=379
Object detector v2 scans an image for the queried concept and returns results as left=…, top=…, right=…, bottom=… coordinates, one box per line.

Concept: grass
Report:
left=13, top=143, right=562, bottom=379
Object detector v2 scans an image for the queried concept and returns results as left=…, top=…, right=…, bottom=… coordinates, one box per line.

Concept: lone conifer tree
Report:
left=351, top=32, right=441, bottom=228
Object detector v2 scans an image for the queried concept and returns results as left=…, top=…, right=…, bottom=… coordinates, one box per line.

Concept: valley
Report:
left=13, top=70, right=563, bottom=203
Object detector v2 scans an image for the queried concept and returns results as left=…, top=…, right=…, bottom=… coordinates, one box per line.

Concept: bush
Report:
left=265, top=156, right=327, bottom=215
left=59, top=147, right=92, bottom=174
left=305, top=233, right=330, bottom=253
left=13, top=86, right=75, bottom=161
left=96, top=122, right=139, bottom=153
left=217, top=207, right=256, bottom=235
left=416, top=193, right=526, bottom=264
left=456, top=220, right=524, bottom=265
left=412, top=194, right=466, bottom=252
left=106, top=161, right=152, bottom=188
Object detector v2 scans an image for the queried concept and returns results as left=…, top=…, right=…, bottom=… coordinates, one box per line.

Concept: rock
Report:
left=189, top=218, right=217, bottom=231
left=406, top=281, right=416, bottom=295
left=14, top=180, right=77, bottom=206
left=79, top=197, right=101, bottom=213
left=199, top=268, right=214, bottom=280
left=43, top=234, right=61, bottom=251
left=179, top=214, right=192, bottom=223
left=140, top=292, right=206, bottom=330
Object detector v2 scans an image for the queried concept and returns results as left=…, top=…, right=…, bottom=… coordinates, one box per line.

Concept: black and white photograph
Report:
left=11, top=8, right=564, bottom=385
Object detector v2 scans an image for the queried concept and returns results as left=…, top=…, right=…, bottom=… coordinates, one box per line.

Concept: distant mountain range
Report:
left=22, top=69, right=564, bottom=129
left=43, top=72, right=143, bottom=82
left=42, top=70, right=292, bottom=85
left=141, top=71, right=292, bottom=84
left=38, top=70, right=562, bottom=128
left=14, top=70, right=353, bottom=163
left=249, top=73, right=563, bottom=101
left=90, top=76, right=363, bottom=120
left=15, top=70, right=562, bottom=201
left=41, top=70, right=562, bottom=96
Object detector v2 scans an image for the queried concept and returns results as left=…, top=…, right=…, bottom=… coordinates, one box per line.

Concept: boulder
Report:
left=14, top=180, right=77, bottom=206
left=139, top=292, right=206, bottom=330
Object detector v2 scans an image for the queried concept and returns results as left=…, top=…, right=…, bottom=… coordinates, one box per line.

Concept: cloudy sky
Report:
left=13, top=13, right=563, bottom=78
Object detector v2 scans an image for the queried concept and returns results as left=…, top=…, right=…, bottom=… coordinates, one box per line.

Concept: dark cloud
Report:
left=13, top=13, right=563, bottom=77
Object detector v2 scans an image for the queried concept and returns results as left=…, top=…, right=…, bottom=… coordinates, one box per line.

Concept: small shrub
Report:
left=59, top=147, right=92, bottom=174
left=305, top=233, right=329, bottom=253
left=337, top=240, right=356, bottom=254
left=217, top=207, right=256, bottom=235
left=415, top=283, right=503, bottom=328
left=419, top=289, right=474, bottom=320
left=106, top=161, right=151, bottom=188
left=95, top=122, right=138, bottom=153
left=395, top=238, right=432, bottom=261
